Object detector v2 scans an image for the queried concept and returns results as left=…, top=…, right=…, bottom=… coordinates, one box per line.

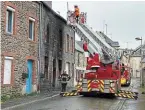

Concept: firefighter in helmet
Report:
left=74, top=5, right=80, bottom=23
left=59, top=71, right=71, bottom=92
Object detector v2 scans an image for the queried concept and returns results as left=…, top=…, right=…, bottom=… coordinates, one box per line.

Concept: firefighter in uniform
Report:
left=59, top=71, right=71, bottom=92
left=74, top=5, right=80, bottom=23
left=121, top=63, right=125, bottom=75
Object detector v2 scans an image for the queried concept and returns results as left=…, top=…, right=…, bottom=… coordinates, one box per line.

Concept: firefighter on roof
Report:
left=74, top=5, right=80, bottom=23
left=59, top=71, right=71, bottom=92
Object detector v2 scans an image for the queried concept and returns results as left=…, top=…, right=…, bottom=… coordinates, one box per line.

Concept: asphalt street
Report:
left=8, top=95, right=119, bottom=110
left=2, top=78, right=144, bottom=110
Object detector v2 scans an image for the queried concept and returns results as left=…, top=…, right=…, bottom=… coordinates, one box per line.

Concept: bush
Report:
left=1, top=95, right=10, bottom=102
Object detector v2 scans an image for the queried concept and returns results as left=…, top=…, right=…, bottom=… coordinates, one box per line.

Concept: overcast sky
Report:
left=52, top=1, right=145, bottom=49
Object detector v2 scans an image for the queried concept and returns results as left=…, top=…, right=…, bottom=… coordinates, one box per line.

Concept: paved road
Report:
left=120, top=78, right=145, bottom=110
left=3, top=78, right=142, bottom=110
left=9, top=95, right=119, bottom=110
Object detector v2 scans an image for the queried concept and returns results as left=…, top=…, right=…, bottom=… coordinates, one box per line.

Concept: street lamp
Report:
left=135, top=37, right=144, bottom=87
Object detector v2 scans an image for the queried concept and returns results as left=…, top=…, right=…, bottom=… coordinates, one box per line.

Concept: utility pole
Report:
left=105, top=24, right=107, bottom=35
left=66, top=2, right=69, bottom=22
left=103, top=20, right=105, bottom=33
left=67, top=2, right=69, bottom=11
left=126, top=42, right=128, bottom=49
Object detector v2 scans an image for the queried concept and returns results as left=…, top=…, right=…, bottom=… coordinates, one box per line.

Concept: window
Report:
left=71, top=37, right=73, bottom=53
left=6, top=6, right=15, bottom=34
left=46, top=24, right=50, bottom=43
left=66, top=34, right=69, bottom=52
left=65, top=62, right=70, bottom=75
left=78, top=53, right=80, bottom=66
left=72, top=63, right=74, bottom=78
left=29, top=17, right=35, bottom=40
left=3, top=57, right=13, bottom=84
left=59, top=30, right=63, bottom=49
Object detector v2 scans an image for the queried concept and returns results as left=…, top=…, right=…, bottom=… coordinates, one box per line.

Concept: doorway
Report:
left=58, top=60, right=62, bottom=76
left=52, top=59, right=56, bottom=87
left=44, top=56, right=48, bottom=79
left=26, top=60, right=33, bottom=94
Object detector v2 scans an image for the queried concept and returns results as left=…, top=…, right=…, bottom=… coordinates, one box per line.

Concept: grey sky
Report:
left=52, top=1, right=145, bottom=49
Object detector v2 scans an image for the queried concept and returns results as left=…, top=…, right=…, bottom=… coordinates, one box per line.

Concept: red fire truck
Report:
left=77, top=43, right=121, bottom=96
left=120, top=64, right=131, bottom=86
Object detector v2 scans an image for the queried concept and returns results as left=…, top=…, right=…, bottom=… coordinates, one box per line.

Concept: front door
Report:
left=26, top=60, right=33, bottom=94
left=52, top=59, right=56, bottom=87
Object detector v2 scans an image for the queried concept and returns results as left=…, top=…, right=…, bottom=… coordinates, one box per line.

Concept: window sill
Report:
left=5, top=32, right=15, bottom=36
left=1, top=84, right=13, bottom=87
left=27, top=39, right=37, bottom=43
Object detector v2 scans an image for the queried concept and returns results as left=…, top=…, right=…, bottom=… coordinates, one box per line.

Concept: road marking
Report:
left=2, top=94, right=60, bottom=110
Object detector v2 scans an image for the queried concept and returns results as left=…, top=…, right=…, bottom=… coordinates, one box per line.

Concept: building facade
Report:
left=74, top=41, right=87, bottom=85
left=39, top=2, right=75, bottom=91
left=129, top=43, right=145, bottom=78
left=1, top=1, right=40, bottom=96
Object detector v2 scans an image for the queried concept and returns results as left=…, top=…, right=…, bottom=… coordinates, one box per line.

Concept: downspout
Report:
left=38, top=2, right=43, bottom=92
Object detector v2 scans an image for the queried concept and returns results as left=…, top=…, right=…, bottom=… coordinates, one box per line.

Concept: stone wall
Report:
left=74, top=50, right=87, bottom=85
left=129, top=56, right=141, bottom=78
left=40, top=4, right=75, bottom=88
left=75, top=50, right=86, bottom=68
left=63, top=25, right=75, bottom=87
left=1, top=1, right=39, bottom=96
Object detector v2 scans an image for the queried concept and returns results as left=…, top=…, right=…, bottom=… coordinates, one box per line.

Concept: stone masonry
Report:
left=39, top=2, right=75, bottom=91
left=1, top=1, right=39, bottom=96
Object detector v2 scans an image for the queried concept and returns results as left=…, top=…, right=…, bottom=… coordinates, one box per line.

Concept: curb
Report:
left=2, top=94, right=60, bottom=110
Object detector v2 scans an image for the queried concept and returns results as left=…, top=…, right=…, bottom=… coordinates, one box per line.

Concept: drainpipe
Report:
left=37, top=2, right=43, bottom=92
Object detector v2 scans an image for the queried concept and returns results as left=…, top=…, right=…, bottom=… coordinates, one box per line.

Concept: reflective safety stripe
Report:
left=115, top=93, right=138, bottom=100
left=118, top=90, right=138, bottom=95
left=88, top=88, right=91, bottom=92
left=87, top=80, right=92, bottom=92
left=99, top=80, right=104, bottom=92
left=61, top=92, right=79, bottom=97
left=109, top=87, right=115, bottom=93
left=87, top=83, right=91, bottom=88
left=76, top=78, right=83, bottom=92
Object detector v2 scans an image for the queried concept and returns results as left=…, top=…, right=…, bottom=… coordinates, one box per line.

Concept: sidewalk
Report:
left=1, top=86, right=75, bottom=109
left=1, top=90, right=60, bottom=109
left=122, top=78, right=145, bottom=110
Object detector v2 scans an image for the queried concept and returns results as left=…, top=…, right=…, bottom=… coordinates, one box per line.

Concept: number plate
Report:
left=92, top=88, right=99, bottom=91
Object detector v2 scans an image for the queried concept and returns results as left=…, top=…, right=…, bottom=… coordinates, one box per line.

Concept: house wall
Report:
left=129, top=56, right=141, bottom=78
left=74, top=50, right=87, bottom=86
left=121, top=56, right=129, bottom=65
left=40, top=4, right=75, bottom=89
left=1, top=1, right=39, bottom=96
left=63, top=25, right=75, bottom=87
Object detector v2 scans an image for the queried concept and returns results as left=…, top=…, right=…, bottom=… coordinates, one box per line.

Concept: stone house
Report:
left=129, top=43, right=145, bottom=78
left=1, top=1, right=40, bottom=96
left=141, top=56, right=145, bottom=86
left=39, top=2, right=75, bottom=91
left=74, top=41, right=87, bottom=85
